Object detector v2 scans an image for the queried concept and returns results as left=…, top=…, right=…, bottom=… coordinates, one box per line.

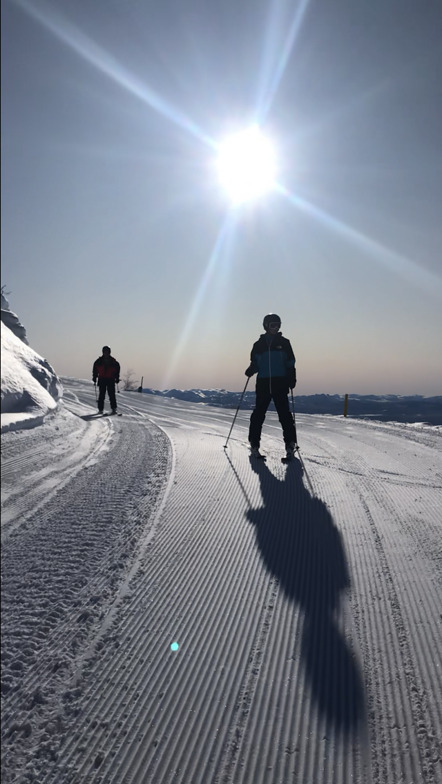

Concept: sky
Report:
left=2, top=0, right=442, bottom=395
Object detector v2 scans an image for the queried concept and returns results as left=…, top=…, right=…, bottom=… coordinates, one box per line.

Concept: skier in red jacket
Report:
left=92, top=346, right=120, bottom=414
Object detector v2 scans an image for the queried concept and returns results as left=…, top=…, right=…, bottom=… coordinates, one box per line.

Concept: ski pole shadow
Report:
left=224, top=450, right=253, bottom=508
left=246, top=456, right=366, bottom=734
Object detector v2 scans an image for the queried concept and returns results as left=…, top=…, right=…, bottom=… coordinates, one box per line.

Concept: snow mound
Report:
left=1, top=323, right=63, bottom=432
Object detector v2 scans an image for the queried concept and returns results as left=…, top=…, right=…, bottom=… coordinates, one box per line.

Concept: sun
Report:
left=216, top=126, right=277, bottom=205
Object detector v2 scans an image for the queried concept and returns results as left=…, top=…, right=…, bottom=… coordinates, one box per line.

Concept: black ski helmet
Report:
left=102, top=345, right=111, bottom=354
left=263, top=313, right=281, bottom=331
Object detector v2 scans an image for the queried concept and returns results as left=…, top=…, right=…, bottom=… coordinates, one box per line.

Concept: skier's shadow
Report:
left=246, top=456, right=365, bottom=733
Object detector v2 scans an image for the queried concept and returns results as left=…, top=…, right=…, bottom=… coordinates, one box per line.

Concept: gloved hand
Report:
left=245, top=366, right=255, bottom=377
left=115, top=379, right=120, bottom=384
left=93, top=378, right=97, bottom=384
left=288, top=371, right=297, bottom=389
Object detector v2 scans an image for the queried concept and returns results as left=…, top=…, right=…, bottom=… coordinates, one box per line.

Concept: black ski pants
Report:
left=249, top=386, right=296, bottom=447
left=97, top=379, right=117, bottom=411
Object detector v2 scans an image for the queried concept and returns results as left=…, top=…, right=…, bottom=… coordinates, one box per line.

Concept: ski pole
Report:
left=289, top=391, right=315, bottom=492
left=224, top=377, right=250, bottom=449
left=291, top=390, right=299, bottom=448
left=94, top=382, right=98, bottom=402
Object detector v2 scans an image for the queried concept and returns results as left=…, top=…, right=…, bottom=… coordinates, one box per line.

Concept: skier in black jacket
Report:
left=245, top=314, right=297, bottom=459
left=92, top=346, right=120, bottom=414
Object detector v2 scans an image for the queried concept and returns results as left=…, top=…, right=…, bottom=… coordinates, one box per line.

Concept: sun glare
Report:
left=216, top=126, right=277, bottom=205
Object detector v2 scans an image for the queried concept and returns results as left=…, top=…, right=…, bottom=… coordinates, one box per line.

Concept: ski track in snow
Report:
left=1, top=381, right=441, bottom=784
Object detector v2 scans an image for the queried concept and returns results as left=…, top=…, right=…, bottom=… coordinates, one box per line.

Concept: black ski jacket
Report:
left=93, top=355, right=120, bottom=383
left=246, top=332, right=296, bottom=393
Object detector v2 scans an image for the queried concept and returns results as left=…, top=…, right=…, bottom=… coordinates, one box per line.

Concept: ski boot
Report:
left=283, top=442, right=297, bottom=462
left=250, top=446, right=266, bottom=460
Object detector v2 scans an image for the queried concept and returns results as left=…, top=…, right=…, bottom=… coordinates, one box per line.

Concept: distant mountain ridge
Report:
left=138, top=388, right=442, bottom=425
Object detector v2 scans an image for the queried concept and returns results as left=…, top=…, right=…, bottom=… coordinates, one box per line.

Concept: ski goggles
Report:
left=268, top=322, right=281, bottom=329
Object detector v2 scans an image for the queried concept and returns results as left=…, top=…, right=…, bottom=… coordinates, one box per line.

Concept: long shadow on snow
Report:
left=246, top=455, right=365, bottom=734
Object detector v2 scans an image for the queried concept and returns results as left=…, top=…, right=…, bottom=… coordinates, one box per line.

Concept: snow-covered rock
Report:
left=1, top=322, right=62, bottom=432
left=1, top=290, right=28, bottom=344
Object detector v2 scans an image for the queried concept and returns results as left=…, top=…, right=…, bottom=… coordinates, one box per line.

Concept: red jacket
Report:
left=93, top=355, right=120, bottom=383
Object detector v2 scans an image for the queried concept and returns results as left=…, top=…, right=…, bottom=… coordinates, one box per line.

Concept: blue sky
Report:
left=2, top=0, right=442, bottom=394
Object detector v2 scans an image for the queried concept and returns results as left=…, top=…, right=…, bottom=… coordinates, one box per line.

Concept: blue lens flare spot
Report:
left=171, top=642, right=179, bottom=652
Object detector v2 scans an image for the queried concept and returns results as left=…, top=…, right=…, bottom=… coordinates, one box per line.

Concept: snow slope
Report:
left=2, top=377, right=441, bottom=784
